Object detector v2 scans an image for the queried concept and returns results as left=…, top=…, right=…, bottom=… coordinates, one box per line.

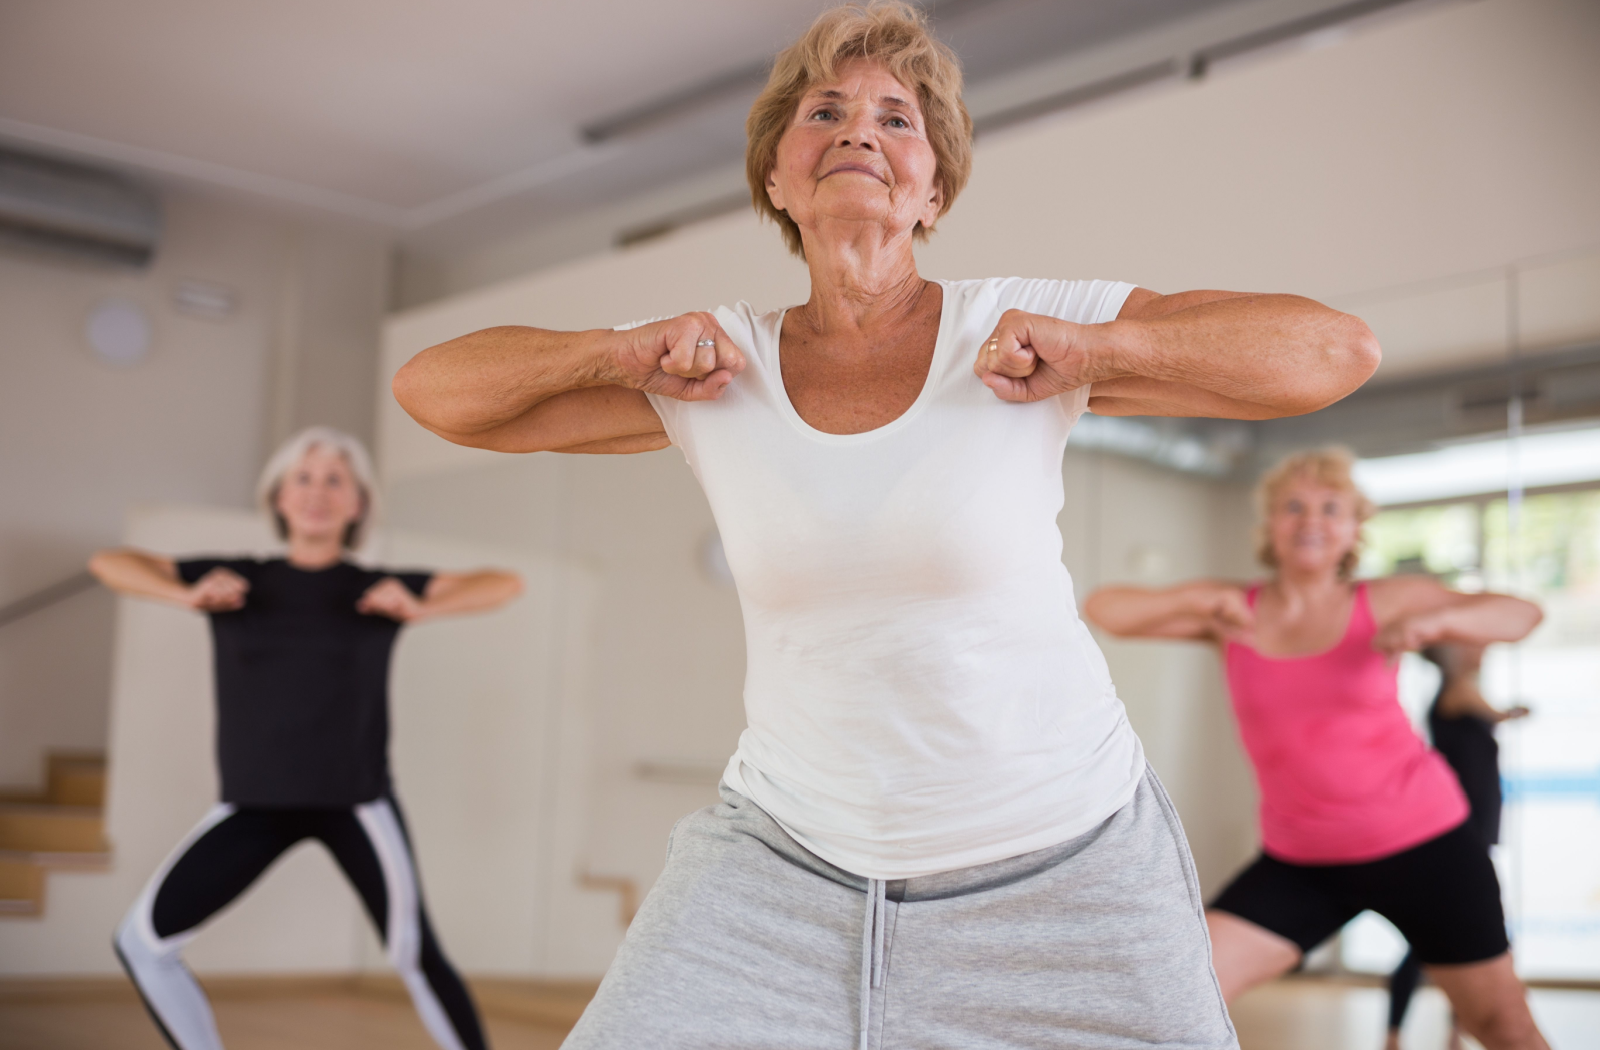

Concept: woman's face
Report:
left=274, top=446, right=364, bottom=544
left=1267, top=478, right=1361, bottom=577
left=766, top=58, right=943, bottom=246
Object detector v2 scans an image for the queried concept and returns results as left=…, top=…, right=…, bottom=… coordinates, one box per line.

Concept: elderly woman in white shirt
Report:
left=395, top=4, right=1379, bottom=1047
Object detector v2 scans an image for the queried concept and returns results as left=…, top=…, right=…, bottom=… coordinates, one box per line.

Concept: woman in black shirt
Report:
left=90, top=426, right=521, bottom=1050
left=1385, top=641, right=1528, bottom=1050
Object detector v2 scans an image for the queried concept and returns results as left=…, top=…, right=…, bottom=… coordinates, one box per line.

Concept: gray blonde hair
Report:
left=1253, top=446, right=1376, bottom=580
left=255, top=426, right=378, bottom=548
left=746, top=1, right=972, bottom=259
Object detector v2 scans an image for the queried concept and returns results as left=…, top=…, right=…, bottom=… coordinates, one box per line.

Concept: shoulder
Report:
left=175, top=556, right=259, bottom=583
left=1365, top=574, right=1455, bottom=621
left=948, top=277, right=1135, bottom=324
left=368, top=566, right=434, bottom=595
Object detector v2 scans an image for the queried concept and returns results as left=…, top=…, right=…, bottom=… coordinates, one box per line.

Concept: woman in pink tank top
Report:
left=1086, top=448, right=1547, bottom=1050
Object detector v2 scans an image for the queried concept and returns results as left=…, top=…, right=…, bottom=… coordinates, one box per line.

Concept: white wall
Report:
left=370, top=0, right=1600, bottom=944
left=0, top=505, right=603, bottom=978
left=0, top=187, right=390, bottom=792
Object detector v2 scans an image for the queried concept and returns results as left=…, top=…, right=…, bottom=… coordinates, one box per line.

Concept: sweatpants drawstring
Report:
left=858, top=877, right=886, bottom=1050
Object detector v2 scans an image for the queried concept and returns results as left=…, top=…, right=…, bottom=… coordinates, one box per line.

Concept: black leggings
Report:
left=1388, top=710, right=1503, bottom=1032
left=115, top=796, right=488, bottom=1050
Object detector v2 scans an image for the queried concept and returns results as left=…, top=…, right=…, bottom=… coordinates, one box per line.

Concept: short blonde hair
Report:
left=1253, top=447, right=1376, bottom=579
left=746, top=1, right=972, bottom=258
left=255, top=426, right=378, bottom=549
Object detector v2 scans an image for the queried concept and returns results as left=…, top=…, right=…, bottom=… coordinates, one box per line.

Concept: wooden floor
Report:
left=1, top=975, right=1596, bottom=1049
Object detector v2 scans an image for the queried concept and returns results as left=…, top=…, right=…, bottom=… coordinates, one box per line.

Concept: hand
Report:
left=187, top=568, right=249, bottom=612
left=607, top=312, right=746, bottom=402
left=973, top=310, right=1103, bottom=402
left=1496, top=704, right=1532, bottom=723
left=356, top=577, right=426, bottom=622
left=1196, top=584, right=1254, bottom=642
left=1373, top=612, right=1450, bottom=659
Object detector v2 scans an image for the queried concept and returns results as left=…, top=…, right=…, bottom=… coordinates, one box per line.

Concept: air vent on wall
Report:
left=0, top=147, right=162, bottom=268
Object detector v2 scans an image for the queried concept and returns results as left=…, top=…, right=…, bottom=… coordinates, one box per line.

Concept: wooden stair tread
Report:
left=0, top=804, right=108, bottom=853
left=0, top=856, right=46, bottom=917
left=0, top=752, right=110, bottom=919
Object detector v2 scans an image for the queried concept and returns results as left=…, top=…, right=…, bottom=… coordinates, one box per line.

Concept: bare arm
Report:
left=974, top=288, right=1381, bottom=419
left=1083, top=580, right=1253, bottom=643
left=88, top=549, right=247, bottom=611
left=391, top=314, right=745, bottom=454
left=1370, top=576, right=1543, bottom=656
left=1436, top=680, right=1529, bottom=723
left=355, top=570, right=523, bottom=623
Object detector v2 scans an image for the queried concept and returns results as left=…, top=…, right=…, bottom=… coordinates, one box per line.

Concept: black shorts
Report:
left=1208, top=820, right=1508, bottom=965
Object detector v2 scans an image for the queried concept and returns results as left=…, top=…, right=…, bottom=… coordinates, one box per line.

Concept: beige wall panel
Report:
left=1520, top=251, right=1600, bottom=353
left=1338, top=278, right=1509, bottom=379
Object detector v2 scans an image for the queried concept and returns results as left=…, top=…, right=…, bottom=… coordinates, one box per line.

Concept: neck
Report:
left=286, top=532, right=345, bottom=569
left=1268, top=565, right=1348, bottom=606
left=795, top=220, right=926, bottom=334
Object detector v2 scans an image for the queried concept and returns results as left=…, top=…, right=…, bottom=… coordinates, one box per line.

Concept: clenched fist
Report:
left=607, top=312, right=747, bottom=403
left=187, top=567, right=249, bottom=612
left=973, top=309, right=1105, bottom=403
left=356, top=577, right=427, bottom=622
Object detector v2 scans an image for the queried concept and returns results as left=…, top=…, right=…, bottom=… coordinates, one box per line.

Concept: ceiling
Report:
left=0, top=0, right=1401, bottom=282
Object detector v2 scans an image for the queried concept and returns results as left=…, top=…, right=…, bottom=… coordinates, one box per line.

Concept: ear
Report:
left=765, top=169, right=787, bottom=212
left=920, top=181, right=944, bottom=229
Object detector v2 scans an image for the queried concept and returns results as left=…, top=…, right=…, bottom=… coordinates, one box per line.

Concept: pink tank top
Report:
left=1224, top=583, right=1468, bottom=864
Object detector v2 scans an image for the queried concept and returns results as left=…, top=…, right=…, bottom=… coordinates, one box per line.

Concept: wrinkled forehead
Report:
left=1272, top=478, right=1357, bottom=510
left=290, top=444, right=356, bottom=476
left=800, top=58, right=919, bottom=112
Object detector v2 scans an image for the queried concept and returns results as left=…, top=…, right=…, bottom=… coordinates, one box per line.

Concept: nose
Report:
left=834, top=112, right=880, bottom=152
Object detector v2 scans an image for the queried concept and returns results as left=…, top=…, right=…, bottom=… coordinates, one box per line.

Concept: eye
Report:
left=885, top=115, right=908, bottom=129
left=809, top=107, right=837, bottom=121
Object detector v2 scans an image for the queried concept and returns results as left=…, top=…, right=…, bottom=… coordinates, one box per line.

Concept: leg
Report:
left=1426, top=953, right=1549, bottom=1050
left=316, top=798, right=488, bottom=1050
left=115, top=806, right=302, bottom=1050
left=1205, top=853, right=1349, bottom=1004
left=1385, top=948, right=1422, bottom=1050
left=1205, top=909, right=1300, bottom=1003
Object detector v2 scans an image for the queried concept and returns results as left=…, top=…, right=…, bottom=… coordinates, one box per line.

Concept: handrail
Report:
left=0, top=571, right=98, bottom=631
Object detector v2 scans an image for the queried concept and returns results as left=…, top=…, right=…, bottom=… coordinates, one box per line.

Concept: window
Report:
left=1343, top=488, right=1600, bottom=979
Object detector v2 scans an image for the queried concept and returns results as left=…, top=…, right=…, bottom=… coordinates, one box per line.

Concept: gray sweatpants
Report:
left=563, top=768, right=1237, bottom=1049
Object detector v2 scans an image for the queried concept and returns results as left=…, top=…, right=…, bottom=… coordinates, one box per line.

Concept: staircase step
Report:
left=47, top=755, right=106, bottom=807
left=0, top=857, right=44, bottom=917
left=0, top=805, right=107, bottom=853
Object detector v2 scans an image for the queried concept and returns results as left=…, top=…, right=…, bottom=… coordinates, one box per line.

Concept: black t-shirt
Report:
left=1427, top=695, right=1502, bottom=847
left=177, top=557, right=431, bottom=807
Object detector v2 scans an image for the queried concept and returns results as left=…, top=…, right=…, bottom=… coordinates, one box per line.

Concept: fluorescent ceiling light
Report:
left=1354, top=426, right=1600, bottom=506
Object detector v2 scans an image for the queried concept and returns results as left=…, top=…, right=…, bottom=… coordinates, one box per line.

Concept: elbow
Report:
left=1081, top=593, right=1116, bottom=634
left=391, top=354, right=492, bottom=450
left=1520, top=601, right=1544, bottom=638
left=1345, top=319, right=1382, bottom=389
left=87, top=549, right=121, bottom=583
left=1318, top=317, right=1381, bottom=409
left=391, top=356, right=435, bottom=428
left=1278, top=319, right=1382, bottom=418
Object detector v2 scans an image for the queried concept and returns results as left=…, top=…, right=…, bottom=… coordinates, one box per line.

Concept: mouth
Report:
left=821, top=163, right=887, bottom=183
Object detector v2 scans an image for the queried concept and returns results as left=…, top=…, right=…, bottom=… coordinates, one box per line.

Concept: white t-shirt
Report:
left=638, top=277, right=1145, bottom=879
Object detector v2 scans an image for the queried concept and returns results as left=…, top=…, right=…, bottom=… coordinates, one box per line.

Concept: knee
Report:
left=115, top=911, right=164, bottom=968
left=1460, top=1000, right=1539, bottom=1049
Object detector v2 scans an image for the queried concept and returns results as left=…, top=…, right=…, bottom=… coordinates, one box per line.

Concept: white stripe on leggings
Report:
left=126, top=803, right=238, bottom=956
left=355, top=798, right=469, bottom=1050
left=115, top=803, right=238, bottom=1050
